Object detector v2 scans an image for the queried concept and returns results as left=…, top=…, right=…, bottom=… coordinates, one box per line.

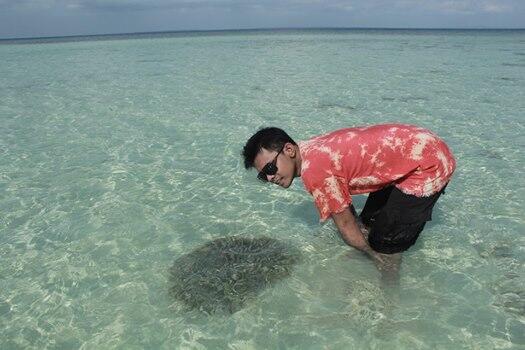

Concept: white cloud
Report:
left=0, top=0, right=517, bottom=14
left=435, top=1, right=474, bottom=14
left=1, top=0, right=523, bottom=38
left=482, top=2, right=511, bottom=13
left=392, top=0, right=514, bottom=14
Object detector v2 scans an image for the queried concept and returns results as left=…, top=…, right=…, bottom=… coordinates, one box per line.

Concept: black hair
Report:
left=242, top=127, right=297, bottom=169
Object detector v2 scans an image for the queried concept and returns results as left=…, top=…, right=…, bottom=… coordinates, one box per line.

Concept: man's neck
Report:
left=294, top=145, right=302, bottom=177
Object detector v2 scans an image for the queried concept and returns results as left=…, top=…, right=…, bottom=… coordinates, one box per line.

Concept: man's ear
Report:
left=285, top=142, right=296, bottom=157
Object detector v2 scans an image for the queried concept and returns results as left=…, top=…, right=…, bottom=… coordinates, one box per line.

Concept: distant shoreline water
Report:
left=1, top=25, right=524, bottom=348
left=1, top=27, right=524, bottom=45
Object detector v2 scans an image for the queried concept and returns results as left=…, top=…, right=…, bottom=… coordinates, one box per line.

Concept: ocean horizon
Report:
left=1, top=26, right=525, bottom=44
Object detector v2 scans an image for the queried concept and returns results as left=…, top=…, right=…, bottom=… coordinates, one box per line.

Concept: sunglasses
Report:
left=257, top=145, right=285, bottom=182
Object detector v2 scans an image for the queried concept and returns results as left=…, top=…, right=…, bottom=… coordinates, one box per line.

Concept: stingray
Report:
left=169, top=236, right=300, bottom=314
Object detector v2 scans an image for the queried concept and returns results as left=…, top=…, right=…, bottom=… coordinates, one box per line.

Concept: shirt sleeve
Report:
left=307, top=174, right=351, bottom=222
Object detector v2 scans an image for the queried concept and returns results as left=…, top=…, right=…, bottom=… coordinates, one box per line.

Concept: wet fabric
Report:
left=360, top=185, right=447, bottom=254
left=299, top=124, right=456, bottom=221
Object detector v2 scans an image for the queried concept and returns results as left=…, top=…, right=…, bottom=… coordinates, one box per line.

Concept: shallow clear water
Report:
left=1, top=29, right=524, bottom=349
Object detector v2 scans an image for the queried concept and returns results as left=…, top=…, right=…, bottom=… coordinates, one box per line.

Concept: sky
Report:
left=0, top=0, right=524, bottom=39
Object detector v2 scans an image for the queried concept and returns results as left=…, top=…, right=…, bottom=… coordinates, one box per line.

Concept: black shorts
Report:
left=357, top=185, right=447, bottom=254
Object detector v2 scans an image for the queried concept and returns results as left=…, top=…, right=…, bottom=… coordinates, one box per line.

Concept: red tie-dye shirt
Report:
left=299, top=124, right=456, bottom=221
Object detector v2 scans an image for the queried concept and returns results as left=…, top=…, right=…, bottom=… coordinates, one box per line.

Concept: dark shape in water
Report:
left=170, top=236, right=300, bottom=314
left=502, top=62, right=525, bottom=67
left=476, top=243, right=514, bottom=258
left=381, top=97, right=396, bottom=101
left=399, top=96, right=428, bottom=103
left=316, top=100, right=356, bottom=111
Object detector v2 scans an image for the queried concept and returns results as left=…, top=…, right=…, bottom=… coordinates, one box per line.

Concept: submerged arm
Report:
left=331, top=207, right=374, bottom=255
left=332, top=208, right=402, bottom=280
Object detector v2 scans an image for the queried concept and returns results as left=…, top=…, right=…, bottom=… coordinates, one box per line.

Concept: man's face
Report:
left=253, top=144, right=296, bottom=188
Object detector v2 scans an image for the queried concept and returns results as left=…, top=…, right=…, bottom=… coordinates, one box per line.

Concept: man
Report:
left=242, top=123, right=456, bottom=273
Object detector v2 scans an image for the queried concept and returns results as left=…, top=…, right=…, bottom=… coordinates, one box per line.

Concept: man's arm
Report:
left=332, top=208, right=402, bottom=280
left=331, top=207, right=374, bottom=255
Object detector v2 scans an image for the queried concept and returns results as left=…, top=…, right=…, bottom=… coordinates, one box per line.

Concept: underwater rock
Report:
left=476, top=243, right=514, bottom=259
left=170, top=236, right=300, bottom=314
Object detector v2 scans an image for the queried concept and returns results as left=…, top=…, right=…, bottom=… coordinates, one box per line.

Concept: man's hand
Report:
left=370, top=251, right=402, bottom=285
left=332, top=207, right=402, bottom=282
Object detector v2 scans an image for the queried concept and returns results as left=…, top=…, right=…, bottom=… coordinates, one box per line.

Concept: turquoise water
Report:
left=1, top=29, right=524, bottom=349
